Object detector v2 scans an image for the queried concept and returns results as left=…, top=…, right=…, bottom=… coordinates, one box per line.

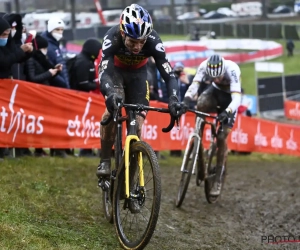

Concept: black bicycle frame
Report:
left=115, top=108, right=139, bottom=169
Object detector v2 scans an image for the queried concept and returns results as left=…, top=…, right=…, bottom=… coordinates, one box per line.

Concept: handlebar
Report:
left=100, top=103, right=179, bottom=133
left=187, top=108, right=218, bottom=119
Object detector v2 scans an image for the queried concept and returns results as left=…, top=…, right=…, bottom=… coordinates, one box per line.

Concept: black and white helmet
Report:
left=206, top=54, right=225, bottom=78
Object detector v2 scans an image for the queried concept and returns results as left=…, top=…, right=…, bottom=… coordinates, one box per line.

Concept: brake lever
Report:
left=113, top=102, right=122, bottom=122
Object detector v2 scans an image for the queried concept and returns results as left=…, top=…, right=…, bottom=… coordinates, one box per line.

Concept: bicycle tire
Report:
left=102, top=178, right=114, bottom=224
left=196, top=142, right=205, bottom=187
left=204, top=143, right=226, bottom=204
left=175, top=137, right=198, bottom=208
left=113, top=141, right=161, bottom=250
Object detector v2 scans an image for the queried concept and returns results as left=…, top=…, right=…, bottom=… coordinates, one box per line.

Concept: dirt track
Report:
left=143, top=158, right=300, bottom=250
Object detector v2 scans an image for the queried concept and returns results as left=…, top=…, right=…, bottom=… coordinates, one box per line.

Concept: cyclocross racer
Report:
left=96, top=4, right=184, bottom=177
left=183, top=54, right=242, bottom=195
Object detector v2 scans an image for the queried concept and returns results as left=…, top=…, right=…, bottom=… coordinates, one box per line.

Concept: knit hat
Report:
left=82, top=38, right=102, bottom=59
left=47, top=17, right=65, bottom=32
left=33, top=34, right=48, bottom=49
left=0, top=17, right=11, bottom=35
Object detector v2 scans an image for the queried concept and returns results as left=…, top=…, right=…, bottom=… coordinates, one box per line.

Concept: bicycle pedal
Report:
left=182, top=170, right=189, bottom=173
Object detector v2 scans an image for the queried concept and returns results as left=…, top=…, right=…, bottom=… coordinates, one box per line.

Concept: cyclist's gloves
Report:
left=168, top=95, right=186, bottom=117
left=182, top=97, right=191, bottom=111
left=105, top=93, right=123, bottom=113
left=217, top=110, right=230, bottom=123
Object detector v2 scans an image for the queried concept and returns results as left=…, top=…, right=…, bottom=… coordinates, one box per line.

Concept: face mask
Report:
left=40, top=48, right=47, bottom=55
left=11, top=30, right=16, bottom=38
left=51, top=32, right=63, bottom=41
left=21, top=33, right=27, bottom=43
left=0, top=38, right=8, bottom=46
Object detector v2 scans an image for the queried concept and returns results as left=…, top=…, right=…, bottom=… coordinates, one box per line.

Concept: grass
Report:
left=0, top=153, right=298, bottom=249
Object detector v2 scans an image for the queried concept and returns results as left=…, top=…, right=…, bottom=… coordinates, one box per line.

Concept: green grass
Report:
left=0, top=153, right=298, bottom=249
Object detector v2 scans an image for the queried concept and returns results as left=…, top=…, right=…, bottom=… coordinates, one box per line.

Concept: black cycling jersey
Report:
left=98, top=25, right=178, bottom=98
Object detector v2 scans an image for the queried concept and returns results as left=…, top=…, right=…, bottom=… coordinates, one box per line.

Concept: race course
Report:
left=0, top=153, right=299, bottom=250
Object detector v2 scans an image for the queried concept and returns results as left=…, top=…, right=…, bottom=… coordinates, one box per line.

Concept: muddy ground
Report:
left=139, top=159, right=300, bottom=250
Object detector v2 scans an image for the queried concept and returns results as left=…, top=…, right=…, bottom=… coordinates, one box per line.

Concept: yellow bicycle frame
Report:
left=124, top=135, right=144, bottom=198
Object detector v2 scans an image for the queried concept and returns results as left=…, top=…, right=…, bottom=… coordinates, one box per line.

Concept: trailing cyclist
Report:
left=96, top=4, right=185, bottom=178
left=183, top=54, right=242, bottom=196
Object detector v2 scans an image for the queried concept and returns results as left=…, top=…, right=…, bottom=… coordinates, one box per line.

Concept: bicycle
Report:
left=175, top=108, right=227, bottom=207
left=98, top=102, right=178, bottom=250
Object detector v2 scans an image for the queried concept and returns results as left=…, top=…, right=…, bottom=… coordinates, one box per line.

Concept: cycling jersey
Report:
left=185, top=59, right=242, bottom=113
left=98, top=25, right=178, bottom=98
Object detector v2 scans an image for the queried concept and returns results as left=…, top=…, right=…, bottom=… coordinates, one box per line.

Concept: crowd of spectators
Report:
left=0, top=13, right=102, bottom=160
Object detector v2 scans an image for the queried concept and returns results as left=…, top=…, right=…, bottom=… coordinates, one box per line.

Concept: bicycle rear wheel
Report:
left=204, top=143, right=226, bottom=204
left=113, top=141, right=161, bottom=250
left=175, top=137, right=198, bottom=208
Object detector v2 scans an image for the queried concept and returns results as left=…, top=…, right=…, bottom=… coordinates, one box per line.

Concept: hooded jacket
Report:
left=0, top=14, right=27, bottom=79
left=72, top=38, right=102, bottom=92
left=2, top=13, right=31, bottom=80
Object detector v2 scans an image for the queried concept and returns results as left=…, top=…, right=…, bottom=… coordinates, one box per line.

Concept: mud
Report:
left=145, top=159, right=300, bottom=250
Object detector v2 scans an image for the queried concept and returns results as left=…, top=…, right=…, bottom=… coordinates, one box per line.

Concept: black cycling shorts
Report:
left=197, top=84, right=236, bottom=128
left=113, top=65, right=149, bottom=118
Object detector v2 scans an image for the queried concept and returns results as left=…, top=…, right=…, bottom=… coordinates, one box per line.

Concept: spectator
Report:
left=0, top=16, right=33, bottom=160
left=210, top=31, right=217, bottom=39
left=286, top=39, right=295, bottom=57
left=42, top=17, right=73, bottom=157
left=25, top=34, right=60, bottom=157
left=4, top=13, right=33, bottom=157
left=156, top=69, right=168, bottom=103
left=71, top=38, right=102, bottom=157
left=191, top=26, right=200, bottom=41
left=41, top=17, right=69, bottom=89
left=147, top=57, right=159, bottom=100
left=170, top=62, right=190, bottom=157
left=173, top=62, right=190, bottom=101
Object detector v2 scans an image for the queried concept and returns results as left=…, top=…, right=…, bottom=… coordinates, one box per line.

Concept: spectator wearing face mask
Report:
left=0, top=16, right=33, bottom=160
left=25, top=34, right=60, bottom=157
left=3, top=13, right=34, bottom=157
left=25, top=35, right=59, bottom=86
left=41, top=17, right=69, bottom=89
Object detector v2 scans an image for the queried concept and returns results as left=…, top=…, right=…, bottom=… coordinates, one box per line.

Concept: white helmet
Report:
left=120, top=4, right=153, bottom=39
left=206, top=54, right=225, bottom=78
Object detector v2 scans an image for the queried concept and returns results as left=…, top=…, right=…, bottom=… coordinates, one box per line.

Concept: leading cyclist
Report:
left=183, top=54, right=242, bottom=196
left=96, top=4, right=185, bottom=177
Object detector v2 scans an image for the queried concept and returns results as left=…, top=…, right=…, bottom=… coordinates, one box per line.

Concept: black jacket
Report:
left=72, top=38, right=102, bottom=92
left=25, top=50, right=56, bottom=85
left=0, top=45, right=27, bottom=79
left=3, top=13, right=32, bottom=80
left=72, top=52, right=98, bottom=92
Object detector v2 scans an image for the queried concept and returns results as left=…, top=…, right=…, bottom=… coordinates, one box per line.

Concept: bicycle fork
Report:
left=124, top=135, right=144, bottom=199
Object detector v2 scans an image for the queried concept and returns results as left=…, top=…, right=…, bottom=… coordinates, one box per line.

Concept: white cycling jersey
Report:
left=185, top=59, right=242, bottom=113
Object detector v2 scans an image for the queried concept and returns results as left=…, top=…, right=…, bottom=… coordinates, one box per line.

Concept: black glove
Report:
left=217, top=110, right=230, bottom=123
left=182, top=97, right=191, bottom=111
left=105, top=93, right=123, bottom=113
left=168, top=95, right=186, bottom=117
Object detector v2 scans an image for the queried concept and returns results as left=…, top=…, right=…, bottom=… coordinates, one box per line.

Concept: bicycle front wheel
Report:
left=102, top=177, right=114, bottom=224
left=175, top=137, right=198, bottom=208
left=113, top=141, right=161, bottom=250
left=204, top=142, right=226, bottom=204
